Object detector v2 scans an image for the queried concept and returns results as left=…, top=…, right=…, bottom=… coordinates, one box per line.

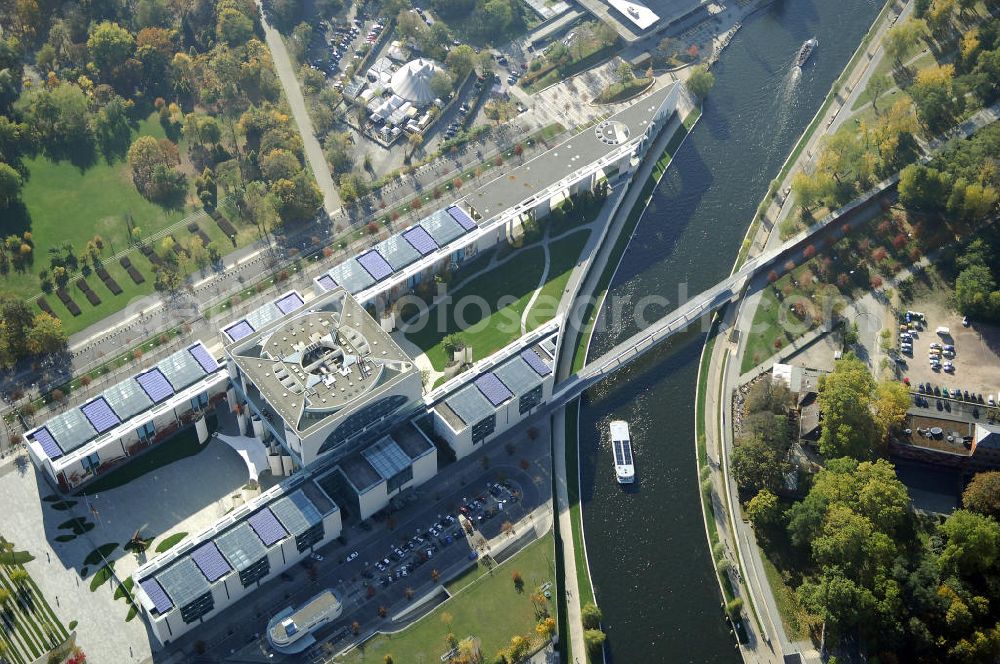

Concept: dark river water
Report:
left=577, top=0, right=884, bottom=661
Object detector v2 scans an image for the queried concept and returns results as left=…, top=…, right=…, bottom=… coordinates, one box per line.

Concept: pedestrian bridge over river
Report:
left=550, top=103, right=999, bottom=406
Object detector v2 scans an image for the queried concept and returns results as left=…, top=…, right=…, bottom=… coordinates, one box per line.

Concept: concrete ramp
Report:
left=214, top=433, right=269, bottom=482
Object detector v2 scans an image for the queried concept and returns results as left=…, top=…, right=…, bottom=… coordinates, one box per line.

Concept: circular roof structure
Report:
left=390, top=58, right=444, bottom=105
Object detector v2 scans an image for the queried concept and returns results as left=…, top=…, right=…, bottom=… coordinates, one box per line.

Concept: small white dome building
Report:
left=389, top=58, right=445, bottom=106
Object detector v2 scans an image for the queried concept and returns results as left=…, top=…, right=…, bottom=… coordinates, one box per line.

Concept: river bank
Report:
left=573, top=0, right=885, bottom=661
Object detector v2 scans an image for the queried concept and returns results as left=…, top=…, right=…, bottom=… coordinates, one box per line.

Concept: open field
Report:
left=6, top=115, right=193, bottom=299
left=338, top=533, right=555, bottom=664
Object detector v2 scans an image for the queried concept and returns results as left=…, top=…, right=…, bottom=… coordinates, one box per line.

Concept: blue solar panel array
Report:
left=275, top=292, right=305, bottom=315
left=402, top=226, right=438, bottom=256
left=188, top=343, right=219, bottom=374
left=521, top=349, right=552, bottom=376
left=447, top=205, right=477, bottom=231
left=318, top=205, right=477, bottom=295
left=224, top=320, right=255, bottom=342
left=136, top=368, right=174, bottom=403
left=80, top=397, right=121, bottom=434
left=247, top=508, right=287, bottom=547
left=190, top=542, right=231, bottom=582
left=357, top=250, right=394, bottom=281
left=139, top=578, right=174, bottom=614
left=474, top=373, right=514, bottom=406
left=32, top=427, right=62, bottom=460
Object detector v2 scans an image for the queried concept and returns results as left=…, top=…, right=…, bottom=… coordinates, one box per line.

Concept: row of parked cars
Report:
left=916, top=382, right=997, bottom=406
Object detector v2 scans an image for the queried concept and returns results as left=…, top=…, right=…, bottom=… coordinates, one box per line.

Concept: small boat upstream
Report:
left=609, top=420, right=635, bottom=485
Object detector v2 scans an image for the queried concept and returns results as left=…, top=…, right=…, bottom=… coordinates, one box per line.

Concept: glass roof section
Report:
left=492, top=356, right=543, bottom=396
left=44, top=407, right=97, bottom=454
left=102, top=378, right=153, bottom=421
left=326, top=260, right=375, bottom=294
left=157, top=558, right=210, bottom=608
left=419, top=208, right=465, bottom=246
left=158, top=348, right=206, bottom=392
left=215, top=522, right=268, bottom=571
left=362, top=437, right=411, bottom=480
left=374, top=234, right=421, bottom=270
left=270, top=490, right=322, bottom=536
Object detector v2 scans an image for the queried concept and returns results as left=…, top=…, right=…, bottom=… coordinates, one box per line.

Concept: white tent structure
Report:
left=390, top=58, right=444, bottom=105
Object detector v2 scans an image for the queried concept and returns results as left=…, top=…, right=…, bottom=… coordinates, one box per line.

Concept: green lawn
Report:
left=153, top=531, right=189, bottom=554
left=8, top=114, right=192, bottom=298
left=404, top=247, right=546, bottom=370
left=1, top=114, right=264, bottom=336
left=339, top=533, right=555, bottom=664
left=526, top=231, right=590, bottom=331
left=77, top=415, right=217, bottom=495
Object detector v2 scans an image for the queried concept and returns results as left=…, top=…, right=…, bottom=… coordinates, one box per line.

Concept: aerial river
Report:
left=577, top=0, right=883, bottom=660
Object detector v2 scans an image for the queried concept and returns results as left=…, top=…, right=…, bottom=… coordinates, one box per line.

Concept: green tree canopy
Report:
left=87, top=22, right=135, bottom=74
left=940, top=510, right=1000, bottom=576
left=685, top=65, right=715, bottom=99
left=963, top=472, right=1000, bottom=520
left=0, top=162, right=22, bottom=207
left=817, top=354, right=880, bottom=459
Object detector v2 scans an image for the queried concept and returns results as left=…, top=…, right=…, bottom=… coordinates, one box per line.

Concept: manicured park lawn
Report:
left=404, top=247, right=547, bottom=371
left=526, top=230, right=590, bottom=331
left=8, top=114, right=192, bottom=298
left=339, top=533, right=555, bottom=664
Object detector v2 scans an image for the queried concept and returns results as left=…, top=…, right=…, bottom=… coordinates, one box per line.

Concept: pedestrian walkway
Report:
left=256, top=1, right=341, bottom=215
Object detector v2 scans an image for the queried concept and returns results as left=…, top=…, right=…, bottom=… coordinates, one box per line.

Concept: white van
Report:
left=936, top=326, right=950, bottom=337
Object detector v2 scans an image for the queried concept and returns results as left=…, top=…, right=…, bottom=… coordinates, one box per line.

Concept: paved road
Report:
left=257, top=1, right=342, bottom=216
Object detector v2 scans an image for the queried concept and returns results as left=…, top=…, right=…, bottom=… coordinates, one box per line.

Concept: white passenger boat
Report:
left=795, top=38, right=818, bottom=67
left=609, top=420, right=635, bottom=485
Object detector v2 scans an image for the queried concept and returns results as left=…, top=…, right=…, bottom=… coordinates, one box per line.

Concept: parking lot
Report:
left=897, top=299, right=1000, bottom=404
left=167, top=419, right=555, bottom=662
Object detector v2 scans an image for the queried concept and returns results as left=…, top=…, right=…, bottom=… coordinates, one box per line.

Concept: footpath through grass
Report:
left=526, top=230, right=591, bottom=331
left=339, top=533, right=556, bottom=664
left=404, top=247, right=546, bottom=370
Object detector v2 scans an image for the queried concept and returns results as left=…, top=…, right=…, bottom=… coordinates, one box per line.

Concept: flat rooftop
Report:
left=463, top=83, right=678, bottom=219
left=28, top=341, right=223, bottom=462
left=269, top=589, right=341, bottom=645
left=435, top=345, right=553, bottom=430
left=226, top=287, right=414, bottom=435
left=607, top=0, right=659, bottom=29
